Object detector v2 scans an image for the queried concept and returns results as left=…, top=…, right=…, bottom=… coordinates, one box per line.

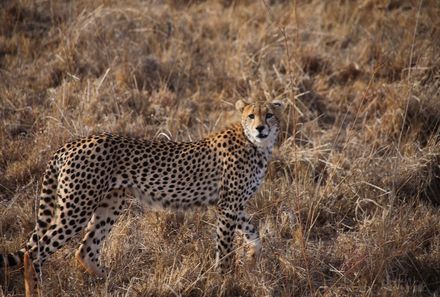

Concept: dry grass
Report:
left=1, top=0, right=440, bottom=296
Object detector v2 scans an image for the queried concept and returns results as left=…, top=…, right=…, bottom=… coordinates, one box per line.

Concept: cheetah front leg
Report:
left=215, top=203, right=238, bottom=274
left=236, top=210, right=261, bottom=265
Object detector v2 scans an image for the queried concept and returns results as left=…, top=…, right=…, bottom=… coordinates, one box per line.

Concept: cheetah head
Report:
left=236, top=99, right=284, bottom=149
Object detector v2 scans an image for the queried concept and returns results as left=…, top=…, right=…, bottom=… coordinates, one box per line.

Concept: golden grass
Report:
left=1, top=0, right=440, bottom=296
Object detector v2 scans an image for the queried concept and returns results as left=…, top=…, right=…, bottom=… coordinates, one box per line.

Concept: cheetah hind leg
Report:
left=75, top=189, right=126, bottom=277
left=24, top=251, right=41, bottom=297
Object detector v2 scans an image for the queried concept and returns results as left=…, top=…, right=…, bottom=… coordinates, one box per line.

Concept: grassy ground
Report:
left=1, top=0, right=440, bottom=296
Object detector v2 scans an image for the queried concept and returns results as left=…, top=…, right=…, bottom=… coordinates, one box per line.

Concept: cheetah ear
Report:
left=235, top=99, right=247, bottom=112
left=271, top=100, right=284, bottom=112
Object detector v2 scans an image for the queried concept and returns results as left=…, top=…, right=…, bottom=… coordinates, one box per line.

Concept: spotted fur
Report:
left=1, top=99, right=284, bottom=276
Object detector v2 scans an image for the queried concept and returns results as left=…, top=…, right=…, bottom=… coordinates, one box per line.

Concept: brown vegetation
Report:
left=1, top=0, right=440, bottom=296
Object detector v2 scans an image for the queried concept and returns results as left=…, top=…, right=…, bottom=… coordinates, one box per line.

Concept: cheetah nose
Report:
left=256, top=125, right=265, bottom=133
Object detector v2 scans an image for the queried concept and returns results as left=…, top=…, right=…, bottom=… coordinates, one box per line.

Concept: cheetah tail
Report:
left=0, top=248, right=26, bottom=268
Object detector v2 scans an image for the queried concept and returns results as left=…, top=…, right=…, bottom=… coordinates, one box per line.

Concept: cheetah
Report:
left=1, top=99, right=284, bottom=292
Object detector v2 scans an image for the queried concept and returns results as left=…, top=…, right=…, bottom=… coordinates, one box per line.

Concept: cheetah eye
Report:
left=248, top=114, right=255, bottom=119
left=266, top=113, right=273, bottom=119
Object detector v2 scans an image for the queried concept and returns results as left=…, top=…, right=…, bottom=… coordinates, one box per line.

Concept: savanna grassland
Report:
left=1, top=0, right=440, bottom=296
